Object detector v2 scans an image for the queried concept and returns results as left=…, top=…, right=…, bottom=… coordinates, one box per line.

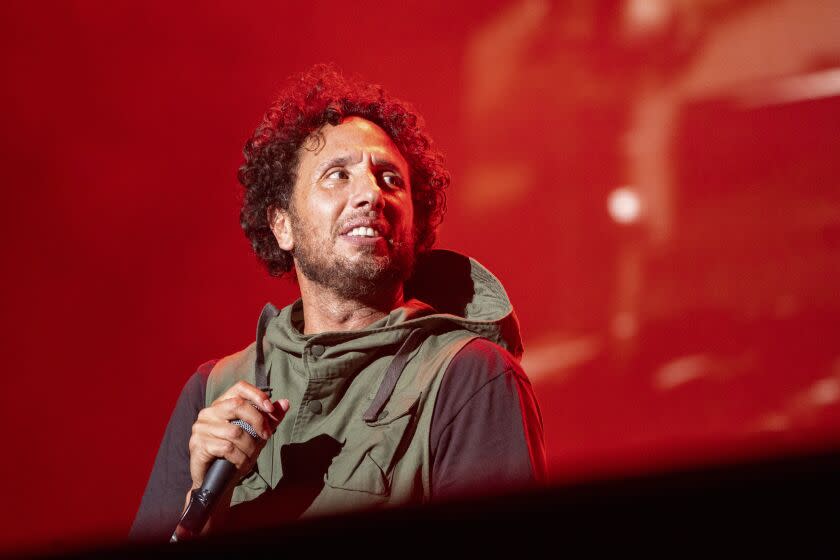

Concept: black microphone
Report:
left=170, top=419, right=261, bottom=542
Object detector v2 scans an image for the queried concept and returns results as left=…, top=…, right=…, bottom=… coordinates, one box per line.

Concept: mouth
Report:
left=345, top=226, right=381, bottom=238
left=338, top=219, right=390, bottom=247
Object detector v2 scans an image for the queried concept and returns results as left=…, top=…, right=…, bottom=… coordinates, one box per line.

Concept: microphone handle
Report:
left=170, top=418, right=261, bottom=542
left=170, top=459, right=237, bottom=542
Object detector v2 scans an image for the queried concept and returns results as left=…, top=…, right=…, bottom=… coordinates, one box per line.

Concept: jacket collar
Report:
left=263, top=249, right=523, bottom=360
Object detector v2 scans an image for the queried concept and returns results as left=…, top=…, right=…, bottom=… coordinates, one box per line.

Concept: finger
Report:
left=196, top=396, right=279, bottom=441
left=197, top=399, right=275, bottom=440
left=228, top=399, right=275, bottom=438
left=203, top=419, right=265, bottom=452
left=189, top=435, right=252, bottom=486
left=266, top=399, right=291, bottom=426
left=215, top=380, right=274, bottom=413
left=190, top=437, right=253, bottom=474
left=205, top=397, right=273, bottom=428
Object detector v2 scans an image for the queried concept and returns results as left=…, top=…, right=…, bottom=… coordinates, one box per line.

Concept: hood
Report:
left=264, top=249, right=523, bottom=360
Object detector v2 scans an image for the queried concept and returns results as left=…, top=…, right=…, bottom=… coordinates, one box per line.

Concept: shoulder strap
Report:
left=254, top=302, right=279, bottom=397
left=363, top=328, right=426, bottom=422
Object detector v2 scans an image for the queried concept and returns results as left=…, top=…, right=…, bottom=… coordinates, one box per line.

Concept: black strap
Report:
left=363, top=329, right=426, bottom=422
left=255, top=302, right=279, bottom=397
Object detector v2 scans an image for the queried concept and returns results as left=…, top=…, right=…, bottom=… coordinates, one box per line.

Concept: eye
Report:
left=326, top=169, right=349, bottom=180
left=382, top=172, right=405, bottom=189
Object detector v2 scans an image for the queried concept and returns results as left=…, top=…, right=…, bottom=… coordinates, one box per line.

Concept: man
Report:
left=130, top=64, right=546, bottom=541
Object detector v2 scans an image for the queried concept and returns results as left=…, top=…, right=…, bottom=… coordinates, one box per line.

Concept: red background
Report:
left=2, top=1, right=839, bottom=554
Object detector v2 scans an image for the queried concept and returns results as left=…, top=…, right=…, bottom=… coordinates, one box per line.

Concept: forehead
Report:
left=299, top=116, right=408, bottom=170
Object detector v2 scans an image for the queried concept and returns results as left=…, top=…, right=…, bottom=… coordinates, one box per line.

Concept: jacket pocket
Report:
left=323, top=391, right=421, bottom=496
left=232, top=468, right=270, bottom=506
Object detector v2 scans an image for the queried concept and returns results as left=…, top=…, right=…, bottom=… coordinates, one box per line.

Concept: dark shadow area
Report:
left=406, top=250, right=475, bottom=317
left=226, top=434, right=343, bottom=530
left=37, top=446, right=840, bottom=558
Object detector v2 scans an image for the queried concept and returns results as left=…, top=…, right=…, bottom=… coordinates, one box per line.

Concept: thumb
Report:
left=266, top=399, right=290, bottom=426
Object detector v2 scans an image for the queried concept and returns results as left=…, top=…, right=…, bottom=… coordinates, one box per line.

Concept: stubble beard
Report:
left=290, top=216, right=416, bottom=304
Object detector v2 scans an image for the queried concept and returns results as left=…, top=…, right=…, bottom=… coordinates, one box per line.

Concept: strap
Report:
left=363, top=328, right=426, bottom=422
left=255, top=302, right=279, bottom=397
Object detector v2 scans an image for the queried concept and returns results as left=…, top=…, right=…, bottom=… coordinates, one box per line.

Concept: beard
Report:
left=289, top=212, right=416, bottom=303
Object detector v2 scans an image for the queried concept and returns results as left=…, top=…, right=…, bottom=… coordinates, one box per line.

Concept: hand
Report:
left=188, top=380, right=290, bottom=495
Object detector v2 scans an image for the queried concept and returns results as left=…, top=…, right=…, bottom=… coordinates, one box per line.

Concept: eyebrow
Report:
left=314, top=155, right=361, bottom=175
left=370, top=156, right=405, bottom=174
left=314, top=153, right=407, bottom=175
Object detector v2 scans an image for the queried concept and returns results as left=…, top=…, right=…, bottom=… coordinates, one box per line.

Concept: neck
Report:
left=296, top=273, right=406, bottom=334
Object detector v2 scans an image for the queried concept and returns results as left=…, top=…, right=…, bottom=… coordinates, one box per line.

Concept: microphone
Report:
left=170, top=418, right=261, bottom=542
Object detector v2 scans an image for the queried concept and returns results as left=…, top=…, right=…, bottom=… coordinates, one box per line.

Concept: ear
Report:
left=268, top=206, right=294, bottom=251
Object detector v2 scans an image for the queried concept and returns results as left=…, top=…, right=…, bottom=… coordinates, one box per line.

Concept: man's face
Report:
left=273, top=116, right=416, bottom=299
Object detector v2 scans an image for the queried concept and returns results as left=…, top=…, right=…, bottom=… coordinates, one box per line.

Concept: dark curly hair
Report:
left=237, top=64, right=450, bottom=277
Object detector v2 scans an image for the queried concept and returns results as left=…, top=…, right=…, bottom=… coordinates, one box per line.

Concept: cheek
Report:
left=308, top=194, right=345, bottom=236
left=395, top=196, right=415, bottom=235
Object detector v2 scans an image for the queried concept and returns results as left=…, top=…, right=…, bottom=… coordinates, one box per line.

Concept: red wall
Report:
left=2, top=1, right=838, bottom=554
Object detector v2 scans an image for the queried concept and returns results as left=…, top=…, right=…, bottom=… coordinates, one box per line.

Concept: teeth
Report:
left=347, top=226, right=379, bottom=237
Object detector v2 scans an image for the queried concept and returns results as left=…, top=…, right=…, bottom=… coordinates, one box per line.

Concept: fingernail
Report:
left=278, top=399, right=290, bottom=412
left=262, top=399, right=273, bottom=413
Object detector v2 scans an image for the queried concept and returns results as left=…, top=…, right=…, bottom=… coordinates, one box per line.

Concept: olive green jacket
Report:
left=204, top=250, right=525, bottom=518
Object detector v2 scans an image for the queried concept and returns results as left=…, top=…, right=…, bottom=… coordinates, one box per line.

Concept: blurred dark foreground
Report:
left=22, top=447, right=840, bottom=559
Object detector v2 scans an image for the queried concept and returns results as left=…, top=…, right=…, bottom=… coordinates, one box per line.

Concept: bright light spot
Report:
left=742, top=68, right=840, bottom=107
left=611, top=312, right=638, bottom=340
left=519, top=334, right=602, bottom=382
left=607, top=186, right=641, bottom=224
left=757, top=413, right=790, bottom=433
left=654, top=354, right=711, bottom=391
left=626, top=0, right=671, bottom=33
left=810, top=378, right=840, bottom=406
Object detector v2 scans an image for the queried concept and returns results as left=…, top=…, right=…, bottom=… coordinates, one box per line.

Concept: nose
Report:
left=350, top=170, right=384, bottom=211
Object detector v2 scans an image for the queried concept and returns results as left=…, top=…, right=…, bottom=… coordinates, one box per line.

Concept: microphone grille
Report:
left=230, top=419, right=260, bottom=440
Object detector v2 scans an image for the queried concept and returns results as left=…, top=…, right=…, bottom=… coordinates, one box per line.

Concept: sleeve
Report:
left=128, top=362, right=214, bottom=542
left=429, top=338, right=547, bottom=501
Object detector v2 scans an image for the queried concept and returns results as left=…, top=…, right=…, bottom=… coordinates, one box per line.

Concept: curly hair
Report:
left=237, top=64, right=450, bottom=277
